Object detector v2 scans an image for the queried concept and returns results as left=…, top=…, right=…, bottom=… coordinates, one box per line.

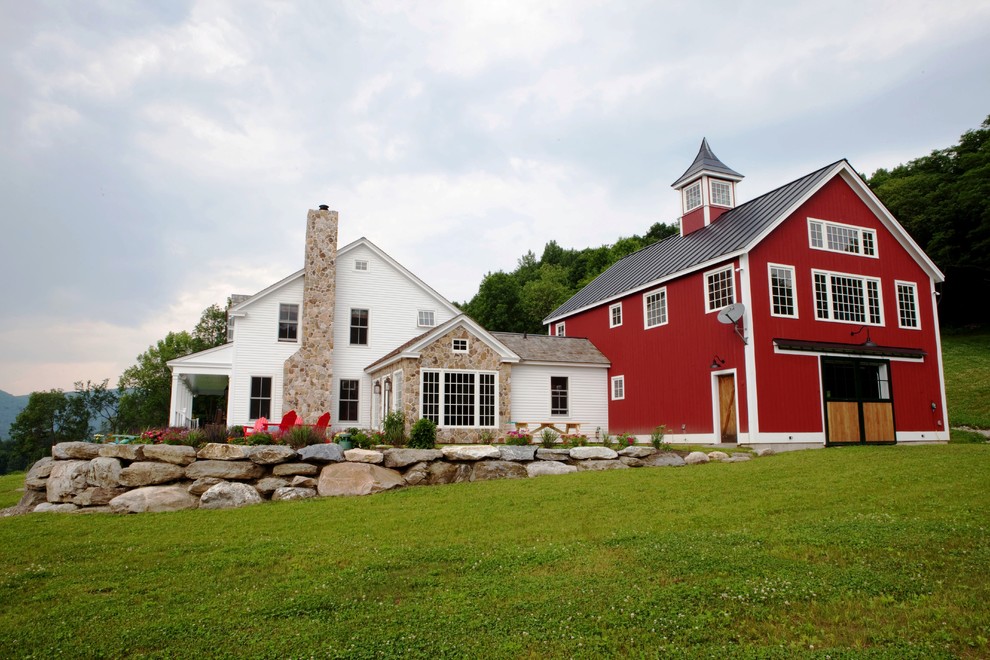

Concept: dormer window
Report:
left=683, top=182, right=702, bottom=212
left=710, top=180, right=733, bottom=207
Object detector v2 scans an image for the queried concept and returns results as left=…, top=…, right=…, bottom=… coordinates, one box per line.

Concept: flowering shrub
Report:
left=504, top=429, right=533, bottom=446
left=140, top=427, right=191, bottom=445
left=615, top=433, right=635, bottom=447
left=562, top=433, right=588, bottom=448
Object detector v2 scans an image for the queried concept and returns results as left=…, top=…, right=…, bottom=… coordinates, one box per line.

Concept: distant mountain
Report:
left=0, top=390, right=30, bottom=439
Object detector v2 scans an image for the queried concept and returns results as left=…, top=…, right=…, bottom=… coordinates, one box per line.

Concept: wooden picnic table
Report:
left=515, top=421, right=582, bottom=435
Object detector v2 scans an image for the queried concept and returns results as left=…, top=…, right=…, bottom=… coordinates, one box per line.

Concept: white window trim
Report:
left=555, top=322, right=565, bottom=337
left=811, top=268, right=885, bottom=326
left=767, top=263, right=798, bottom=319
left=550, top=376, right=569, bottom=416
left=417, top=309, right=436, bottom=328
left=419, top=369, right=499, bottom=429
left=609, top=303, right=623, bottom=328
left=452, top=338, right=469, bottom=353
left=354, top=259, right=369, bottom=271
left=895, top=280, right=922, bottom=330
left=338, top=378, right=360, bottom=423
left=277, top=303, right=300, bottom=343
left=248, top=375, right=273, bottom=421
left=611, top=375, right=625, bottom=401
left=704, top=265, right=736, bottom=314
left=683, top=181, right=702, bottom=213
left=807, top=217, right=879, bottom=259
left=642, top=286, right=669, bottom=329
left=710, top=179, right=733, bottom=207
left=349, top=308, right=370, bottom=346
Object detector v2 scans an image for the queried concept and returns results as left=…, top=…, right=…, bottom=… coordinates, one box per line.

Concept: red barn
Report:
left=545, top=140, right=948, bottom=449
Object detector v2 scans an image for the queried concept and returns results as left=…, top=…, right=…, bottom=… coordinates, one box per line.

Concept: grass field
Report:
left=0, top=471, right=24, bottom=509
left=1, top=444, right=988, bottom=658
left=942, top=329, right=990, bottom=428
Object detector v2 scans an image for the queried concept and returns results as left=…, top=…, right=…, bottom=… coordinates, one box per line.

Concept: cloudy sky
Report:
left=1, top=0, right=989, bottom=396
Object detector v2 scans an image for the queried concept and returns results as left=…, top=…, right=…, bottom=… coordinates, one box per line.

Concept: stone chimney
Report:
left=283, top=206, right=338, bottom=421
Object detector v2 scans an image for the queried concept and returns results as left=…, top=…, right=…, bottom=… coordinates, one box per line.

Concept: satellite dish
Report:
left=717, top=303, right=745, bottom=325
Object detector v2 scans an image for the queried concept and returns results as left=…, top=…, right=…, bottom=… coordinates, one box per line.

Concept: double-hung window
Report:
left=421, top=370, right=497, bottom=428
left=611, top=375, right=625, bottom=401
left=551, top=377, right=568, bottom=416
left=339, top=379, right=359, bottom=422
left=417, top=310, right=435, bottom=327
left=683, top=181, right=702, bottom=212
left=768, top=264, right=797, bottom=318
left=350, top=309, right=369, bottom=345
left=705, top=266, right=735, bottom=313
left=643, top=288, right=668, bottom=328
left=813, top=269, right=883, bottom=325
left=555, top=322, right=565, bottom=337
left=278, top=303, right=299, bottom=341
left=896, top=281, right=920, bottom=329
left=609, top=303, right=622, bottom=328
left=249, top=377, right=272, bottom=420
left=808, top=218, right=878, bottom=258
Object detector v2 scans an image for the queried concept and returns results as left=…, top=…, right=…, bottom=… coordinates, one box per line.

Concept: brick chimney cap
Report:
left=318, top=204, right=330, bottom=211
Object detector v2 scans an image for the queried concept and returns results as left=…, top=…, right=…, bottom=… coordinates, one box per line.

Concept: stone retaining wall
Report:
left=7, top=442, right=766, bottom=515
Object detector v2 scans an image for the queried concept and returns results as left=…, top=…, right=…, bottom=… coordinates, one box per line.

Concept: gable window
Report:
left=611, top=375, right=625, bottom=401
left=339, top=379, right=359, bottom=422
left=683, top=181, right=702, bottom=212
left=643, top=288, right=668, bottom=328
left=422, top=370, right=497, bottom=428
left=813, top=270, right=883, bottom=325
left=278, top=303, right=299, bottom=342
left=896, top=281, right=920, bottom=329
left=710, top=180, right=732, bottom=207
left=354, top=259, right=369, bottom=271
left=452, top=338, right=469, bottom=353
left=808, top=218, right=878, bottom=258
left=769, top=264, right=797, bottom=318
left=249, top=377, right=272, bottom=420
left=609, top=303, right=623, bottom=328
left=705, top=266, right=735, bottom=313
left=350, top=309, right=369, bottom=345
left=551, top=377, right=568, bottom=416
left=555, top=322, right=565, bottom=337
left=417, top=310, right=436, bottom=327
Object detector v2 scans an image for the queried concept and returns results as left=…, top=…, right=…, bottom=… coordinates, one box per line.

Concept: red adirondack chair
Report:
left=278, top=410, right=297, bottom=434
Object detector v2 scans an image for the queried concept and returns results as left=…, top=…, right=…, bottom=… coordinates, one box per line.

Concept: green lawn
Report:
left=942, top=329, right=990, bottom=428
left=0, top=471, right=24, bottom=509
left=1, top=444, right=988, bottom=658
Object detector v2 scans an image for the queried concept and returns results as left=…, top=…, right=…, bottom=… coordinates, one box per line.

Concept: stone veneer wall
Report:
left=283, top=207, right=338, bottom=421
left=6, top=442, right=767, bottom=516
left=368, top=326, right=512, bottom=444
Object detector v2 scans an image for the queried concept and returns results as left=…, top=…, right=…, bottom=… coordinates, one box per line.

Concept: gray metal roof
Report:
left=491, top=332, right=610, bottom=365
left=546, top=160, right=842, bottom=323
left=671, top=138, right=745, bottom=188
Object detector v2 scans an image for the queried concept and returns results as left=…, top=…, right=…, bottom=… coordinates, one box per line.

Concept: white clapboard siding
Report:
left=509, top=364, right=609, bottom=435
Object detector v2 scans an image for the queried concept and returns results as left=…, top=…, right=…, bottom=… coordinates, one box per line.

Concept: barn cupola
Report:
left=671, top=138, right=744, bottom=236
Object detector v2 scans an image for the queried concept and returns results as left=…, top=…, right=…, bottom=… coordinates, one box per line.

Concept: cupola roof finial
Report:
left=671, top=138, right=744, bottom=188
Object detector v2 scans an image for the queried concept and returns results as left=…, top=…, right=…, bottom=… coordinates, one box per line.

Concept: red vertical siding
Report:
left=681, top=207, right=706, bottom=235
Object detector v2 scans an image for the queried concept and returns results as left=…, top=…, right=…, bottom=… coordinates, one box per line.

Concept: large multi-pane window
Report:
left=350, top=309, right=369, bottom=345
left=808, top=218, right=878, bottom=257
left=551, top=377, right=568, bottom=415
left=710, top=180, right=732, bottom=206
left=769, top=264, right=797, bottom=318
left=705, top=266, right=735, bottom=312
left=813, top=270, right=883, bottom=325
left=338, top=379, right=359, bottom=422
left=643, top=288, right=668, bottom=328
left=683, top=181, right=702, bottom=212
left=249, top=377, right=272, bottom=420
left=421, top=370, right=497, bottom=427
left=278, top=303, right=299, bottom=341
left=896, top=281, right=920, bottom=329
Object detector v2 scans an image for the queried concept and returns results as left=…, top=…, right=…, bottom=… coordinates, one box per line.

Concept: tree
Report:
left=465, top=272, right=523, bottom=332
left=117, top=331, right=200, bottom=431
left=74, top=379, right=119, bottom=434
left=8, top=389, right=90, bottom=464
left=193, top=302, right=229, bottom=350
left=520, top=264, right=571, bottom=332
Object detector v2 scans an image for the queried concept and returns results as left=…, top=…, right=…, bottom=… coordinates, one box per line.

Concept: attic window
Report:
left=355, top=259, right=369, bottom=271
left=452, top=338, right=469, bottom=353
left=684, top=182, right=702, bottom=212
left=710, top=180, right=732, bottom=207
left=808, top=219, right=878, bottom=258
left=418, top=310, right=435, bottom=327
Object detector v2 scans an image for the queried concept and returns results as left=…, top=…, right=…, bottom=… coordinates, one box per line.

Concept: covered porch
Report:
left=167, top=344, right=233, bottom=428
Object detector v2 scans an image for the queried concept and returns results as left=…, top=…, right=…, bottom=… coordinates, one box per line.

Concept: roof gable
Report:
left=365, top=314, right=520, bottom=372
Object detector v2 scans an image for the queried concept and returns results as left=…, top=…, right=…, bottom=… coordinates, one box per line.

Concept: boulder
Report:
left=619, top=456, right=645, bottom=468
left=498, top=446, right=537, bottom=462
left=569, top=447, right=618, bottom=460
left=76, top=506, right=112, bottom=514
left=46, top=460, right=91, bottom=502
left=24, top=457, right=55, bottom=490
left=755, top=448, right=775, bottom=457
left=188, top=477, right=225, bottom=496
left=402, top=462, right=430, bottom=486
left=248, top=445, right=298, bottom=465
left=14, top=489, right=48, bottom=513
left=272, top=462, right=319, bottom=476
left=344, top=448, right=384, bottom=464
left=618, top=446, right=656, bottom=458
left=298, top=444, right=345, bottom=463
left=109, top=485, right=199, bottom=513
left=255, top=477, right=290, bottom=495
left=200, top=482, right=263, bottom=510
left=708, top=451, right=731, bottom=462
left=272, top=487, right=317, bottom=502
left=728, top=454, right=752, bottom=462
left=684, top=451, right=710, bottom=465
left=642, top=452, right=686, bottom=468
left=536, top=448, right=571, bottom=461
left=87, top=457, right=122, bottom=488
left=99, top=443, right=145, bottom=461
left=383, top=448, right=442, bottom=468
left=576, top=459, right=629, bottom=471
left=185, top=460, right=265, bottom=481
left=442, top=445, right=500, bottom=461
left=35, top=502, right=80, bottom=513
left=197, top=443, right=253, bottom=461
left=118, top=462, right=186, bottom=487
left=426, top=462, right=472, bottom=485
left=142, top=444, right=197, bottom=466
left=290, top=476, right=317, bottom=488
left=73, top=487, right=128, bottom=507
left=471, top=460, right=528, bottom=481
left=52, top=442, right=101, bottom=460
left=526, top=461, right=577, bottom=477
left=317, top=463, right=405, bottom=496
